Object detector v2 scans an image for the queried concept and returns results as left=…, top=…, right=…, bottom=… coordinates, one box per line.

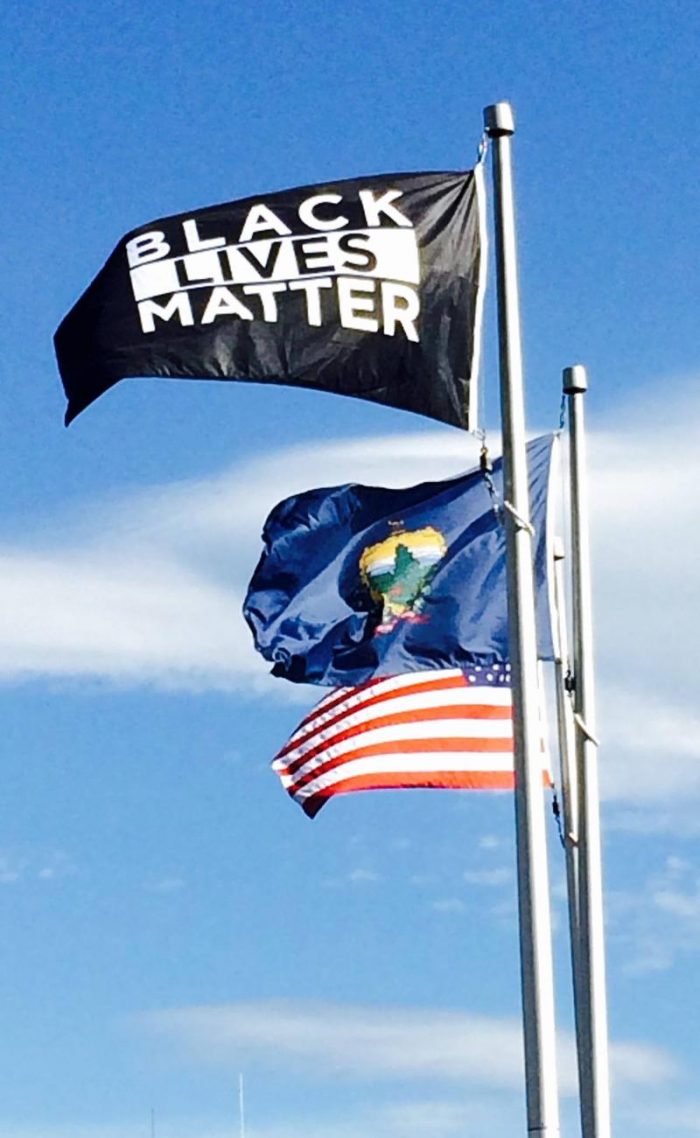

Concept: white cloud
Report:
left=36, top=851, right=78, bottom=881
left=376, top=1097, right=517, bottom=1137
left=0, top=856, right=25, bottom=884
left=134, top=998, right=679, bottom=1097
left=1, top=377, right=700, bottom=813
left=607, top=855, right=700, bottom=973
left=533, top=380, right=700, bottom=813
left=0, top=548, right=258, bottom=689
left=582, top=388, right=700, bottom=805
left=431, top=898, right=466, bottom=913
left=143, top=876, right=186, bottom=893
left=409, top=873, right=437, bottom=887
left=0, top=1103, right=515, bottom=1138
left=0, top=432, right=479, bottom=693
left=0, top=849, right=76, bottom=885
left=322, top=866, right=382, bottom=888
left=619, top=1097, right=700, bottom=1135
left=598, top=688, right=700, bottom=803
left=2, top=1089, right=699, bottom=1138
left=463, top=867, right=511, bottom=887
left=346, top=867, right=381, bottom=884
left=0, top=1126, right=264, bottom=1138
left=605, top=808, right=700, bottom=837
left=478, top=834, right=502, bottom=850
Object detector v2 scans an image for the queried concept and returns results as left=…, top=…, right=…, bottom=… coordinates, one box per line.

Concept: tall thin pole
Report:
left=563, top=365, right=611, bottom=1138
left=484, top=102, right=560, bottom=1138
left=552, top=538, right=587, bottom=1105
left=239, top=1072, right=246, bottom=1138
left=552, top=538, right=580, bottom=929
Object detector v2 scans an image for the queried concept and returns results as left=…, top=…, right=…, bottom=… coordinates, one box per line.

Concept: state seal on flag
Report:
left=359, top=524, right=447, bottom=633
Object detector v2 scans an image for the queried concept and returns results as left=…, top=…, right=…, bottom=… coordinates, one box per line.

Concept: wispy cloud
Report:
left=597, top=687, right=700, bottom=804
left=375, top=1096, right=519, bottom=1137
left=619, top=1097, right=700, bottom=1135
left=0, top=433, right=479, bottom=693
left=607, top=855, right=700, bottom=973
left=0, top=855, right=25, bottom=884
left=0, top=1101, right=518, bottom=1138
left=346, top=867, right=381, bottom=884
left=3, top=1089, right=700, bottom=1138
left=143, top=875, right=186, bottom=893
left=478, top=835, right=503, bottom=851
left=0, top=848, right=76, bottom=885
left=134, top=998, right=679, bottom=1096
left=463, top=867, right=511, bottom=887
left=322, top=866, right=382, bottom=888
left=583, top=386, right=700, bottom=807
left=431, top=898, right=466, bottom=913
left=2, top=379, right=700, bottom=815
left=36, top=850, right=78, bottom=881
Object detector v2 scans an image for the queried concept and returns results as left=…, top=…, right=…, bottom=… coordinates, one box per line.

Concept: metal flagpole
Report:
left=552, top=537, right=588, bottom=1114
left=563, top=365, right=611, bottom=1138
left=552, top=537, right=580, bottom=931
left=483, top=102, right=560, bottom=1138
left=239, top=1072, right=246, bottom=1138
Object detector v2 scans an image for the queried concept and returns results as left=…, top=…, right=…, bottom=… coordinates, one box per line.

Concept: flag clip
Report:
left=502, top=499, right=535, bottom=536
left=573, top=711, right=600, bottom=747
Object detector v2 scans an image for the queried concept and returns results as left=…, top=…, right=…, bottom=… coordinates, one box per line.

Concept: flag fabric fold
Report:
left=55, top=169, right=486, bottom=428
left=273, top=665, right=551, bottom=817
left=244, top=435, right=555, bottom=688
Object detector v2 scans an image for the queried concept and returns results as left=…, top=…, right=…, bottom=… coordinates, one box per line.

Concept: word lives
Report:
left=127, top=188, right=423, bottom=342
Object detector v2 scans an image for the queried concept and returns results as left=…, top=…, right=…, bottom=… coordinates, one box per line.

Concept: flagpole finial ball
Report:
left=483, top=102, right=515, bottom=137
left=563, top=365, right=588, bottom=394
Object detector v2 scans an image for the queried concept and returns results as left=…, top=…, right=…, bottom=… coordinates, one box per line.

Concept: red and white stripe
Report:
left=272, top=668, right=550, bottom=817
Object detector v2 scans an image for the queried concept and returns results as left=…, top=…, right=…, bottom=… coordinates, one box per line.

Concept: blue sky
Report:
left=2, top=1, right=700, bottom=1135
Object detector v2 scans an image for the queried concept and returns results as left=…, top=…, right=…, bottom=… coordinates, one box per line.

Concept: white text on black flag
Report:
left=128, top=189, right=421, bottom=341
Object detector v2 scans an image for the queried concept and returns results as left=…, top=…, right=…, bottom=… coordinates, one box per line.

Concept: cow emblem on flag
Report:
left=359, top=524, right=448, bottom=632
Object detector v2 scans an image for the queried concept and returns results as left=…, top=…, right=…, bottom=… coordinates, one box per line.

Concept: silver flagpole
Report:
left=239, top=1072, right=246, bottom=1138
left=552, top=537, right=588, bottom=1119
left=563, top=365, right=611, bottom=1138
left=552, top=538, right=580, bottom=929
left=483, top=102, right=560, bottom=1138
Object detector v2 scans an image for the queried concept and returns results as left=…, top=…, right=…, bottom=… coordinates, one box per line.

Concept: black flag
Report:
left=55, top=170, right=486, bottom=428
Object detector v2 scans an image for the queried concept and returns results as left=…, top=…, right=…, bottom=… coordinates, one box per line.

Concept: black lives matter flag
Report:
left=55, top=169, right=486, bottom=428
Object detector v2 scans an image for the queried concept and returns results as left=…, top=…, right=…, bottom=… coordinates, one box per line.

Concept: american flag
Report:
left=273, top=665, right=549, bottom=817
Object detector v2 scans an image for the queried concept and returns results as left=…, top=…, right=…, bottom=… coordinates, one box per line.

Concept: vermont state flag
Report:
left=244, top=435, right=555, bottom=687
